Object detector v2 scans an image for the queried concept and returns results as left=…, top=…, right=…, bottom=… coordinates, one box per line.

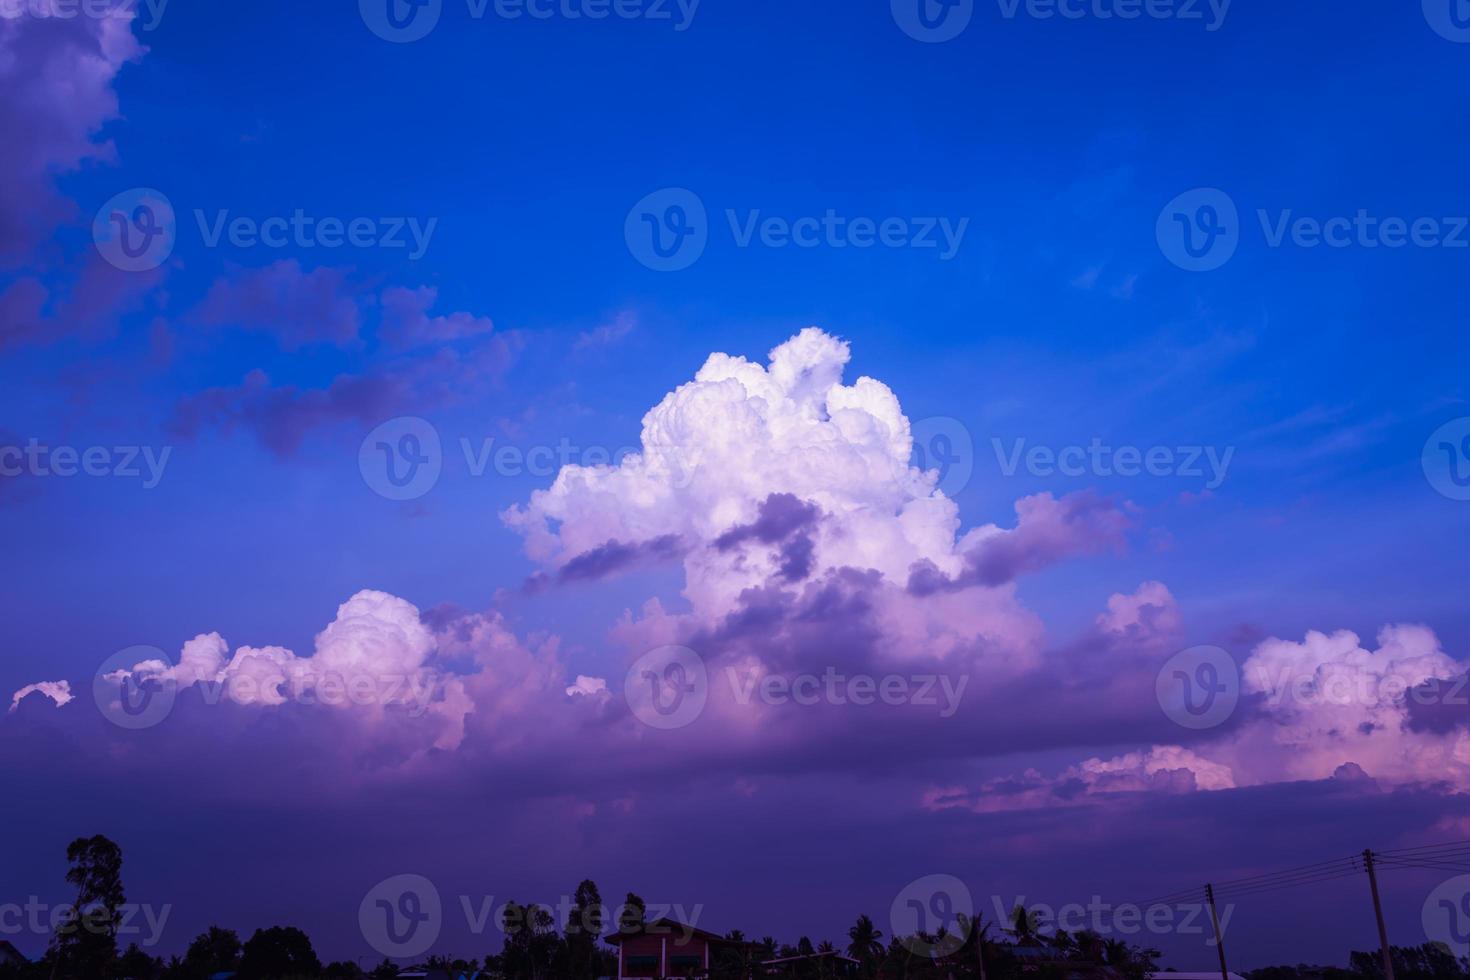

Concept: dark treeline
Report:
left=6, top=836, right=1470, bottom=980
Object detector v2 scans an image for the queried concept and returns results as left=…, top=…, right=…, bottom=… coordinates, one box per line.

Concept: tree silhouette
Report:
left=237, top=926, right=321, bottom=979
left=47, top=835, right=125, bottom=980
left=846, top=914, right=884, bottom=974
left=616, top=892, right=647, bottom=935
left=562, top=879, right=604, bottom=979
left=182, top=926, right=241, bottom=978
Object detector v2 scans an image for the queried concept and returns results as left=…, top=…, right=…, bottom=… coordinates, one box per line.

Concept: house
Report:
left=0, top=941, right=26, bottom=966
left=760, top=949, right=862, bottom=977
left=605, top=917, right=756, bottom=978
left=990, top=942, right=1124, bottom=980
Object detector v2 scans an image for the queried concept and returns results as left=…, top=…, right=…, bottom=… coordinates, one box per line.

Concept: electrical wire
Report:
left=1377, top=838, right=1470, bottom=857
left=1086, top=839, right=1470, bottom=920
left=1212, top=868, right=1366, bottom=901
left=1376, top=858, right=1470, bottom=875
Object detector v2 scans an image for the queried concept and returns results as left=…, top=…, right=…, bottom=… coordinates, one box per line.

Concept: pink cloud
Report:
left=8, top=680, right=73, bottom=712
left=380, top=285, right=495, bottom=349
left=0, top=8, right=143, bottom=266
left=191, top=260, right=363, bottom=349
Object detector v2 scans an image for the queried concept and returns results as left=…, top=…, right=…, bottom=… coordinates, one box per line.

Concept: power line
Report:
left=1376, top=857, right=1470, bottom=875
left=1204, top=857, right=1364, bottom=902
left=1377, top=838, right=1470, bottom=857
left=1211, top=866, right=1365, bottom=901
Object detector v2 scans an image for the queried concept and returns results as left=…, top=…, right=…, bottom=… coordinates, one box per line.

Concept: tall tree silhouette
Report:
left=48, top=835, right=125, bottom=980
left=616, top=892, right=646, bottom=935
left=563, top=880, right=604, bottom=979
left=845, top=914, right=884, bottom=974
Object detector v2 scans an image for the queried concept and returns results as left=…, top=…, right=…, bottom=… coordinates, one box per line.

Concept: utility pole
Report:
left=975, top=916, right=989, bottom=980
left=1206, top=884, right=1230, bottom=980
left=1363, top=849, right=1396, bottom=980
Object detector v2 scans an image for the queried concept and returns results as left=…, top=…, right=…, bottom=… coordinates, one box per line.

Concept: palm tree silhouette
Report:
left=846, top=913, right=885, bottom=975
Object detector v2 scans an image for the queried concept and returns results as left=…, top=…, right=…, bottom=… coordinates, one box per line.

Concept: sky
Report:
left=3, top=0, right=1470, bottom=971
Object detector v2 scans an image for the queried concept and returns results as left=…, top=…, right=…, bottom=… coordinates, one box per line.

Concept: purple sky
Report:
left=5, top=0, right=1470, bottom=972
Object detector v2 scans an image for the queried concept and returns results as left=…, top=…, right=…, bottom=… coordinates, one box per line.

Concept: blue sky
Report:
left=4, top=0, right=1470, bottom=969
left=9, top=0, right=1468, bottom=686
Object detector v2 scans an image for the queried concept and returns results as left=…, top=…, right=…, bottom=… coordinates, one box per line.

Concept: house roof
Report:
left=0, top=941, right=27, bottom=964
left=604, top=917, right=751, bottom=947
left=761, top=950, right=861, bottom=965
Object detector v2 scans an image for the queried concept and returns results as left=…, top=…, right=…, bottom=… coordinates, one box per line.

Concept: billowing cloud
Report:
left=502, top=328, right=952, bottom=614
left=190, top=260, right=363, bottom=349
left=924, top=745, right=1237, bottom=814
left=0, top=5, right=143, bottom=266
left=8, top=680, right=73, bottom=712
left=971, top=622, right=1470, bottom=808
left=19, top=329, right=1470, bottom=854
left=169, top=328, right=518, bottom=456
left=1226, top=624, right=1469, bottom=786
left=502, top=329, right=1129, bottom=685
left=565, top=675, right=609, bottom=697
left=96, top=590, right=473, bottom=751
left=380, top=285, right=495, bottom=349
